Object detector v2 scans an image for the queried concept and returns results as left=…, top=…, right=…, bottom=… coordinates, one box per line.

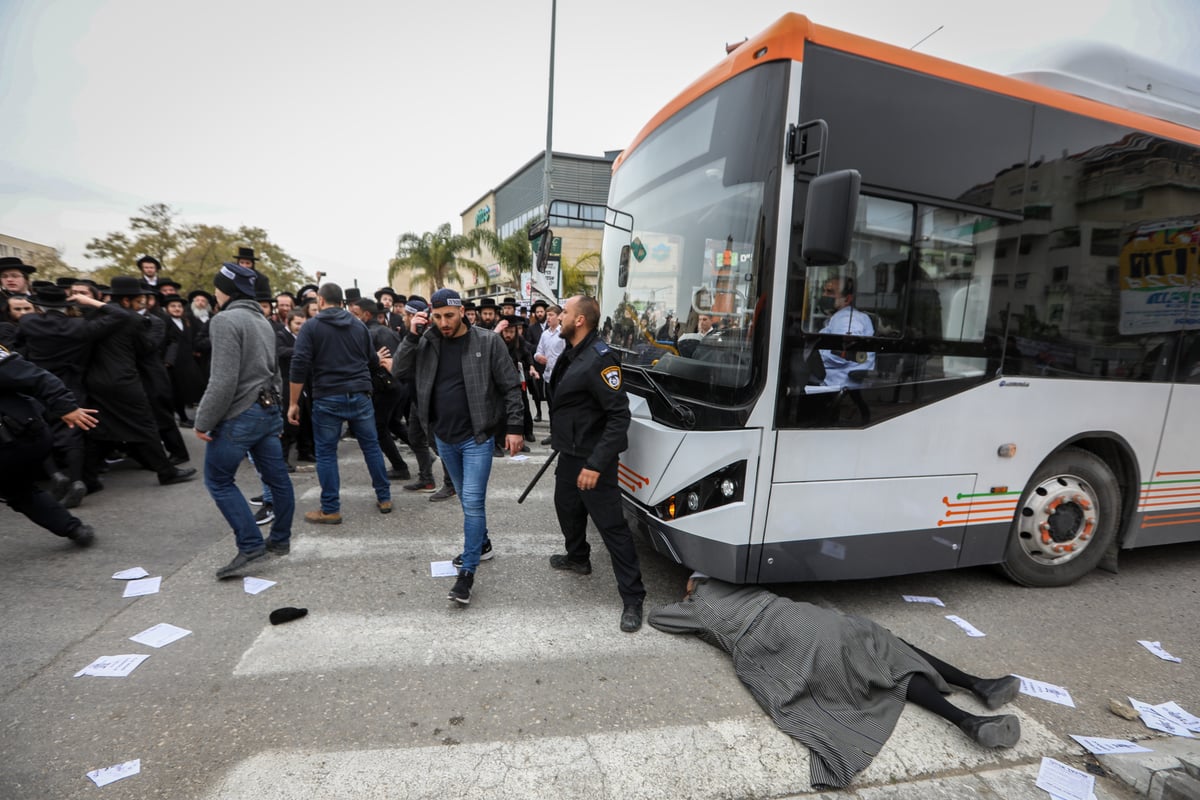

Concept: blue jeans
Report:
left=312, top=392, right=390, bottom=514
left=204, top=404, right=294, bottom=554
left=435, top=435, right=493, bottom=572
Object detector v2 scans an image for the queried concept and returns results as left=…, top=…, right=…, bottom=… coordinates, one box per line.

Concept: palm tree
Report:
left=467, top=226, right=532, bottom=287
left=561, top=251, right=601, bottom=297
left=388, top=223, right=483, bottom=294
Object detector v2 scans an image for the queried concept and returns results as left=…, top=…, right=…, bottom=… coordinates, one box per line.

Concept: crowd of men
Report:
left=0, top=251, right=646, bottom=631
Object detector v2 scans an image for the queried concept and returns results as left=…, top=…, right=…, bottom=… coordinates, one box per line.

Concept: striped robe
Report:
left=648, top=578, right=948, bottom=789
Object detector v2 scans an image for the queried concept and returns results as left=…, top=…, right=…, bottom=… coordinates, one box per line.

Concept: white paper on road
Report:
left=243, top=577, right=275, bottom=595
left=122, top=577, right=161, bottom=598
left=430, top=560, right=457, bottom=578
left=1137, top=640, right=1181, bottom=663
left=1129, top=697, right=1196, bottom=738
left=112, top=567, right=149, bottom=580
left=944, top=614, right=985, bottom=637
left=1036, top=757, right=1095, bottom=800
left=508, top=454, right=529, bottom=462
left=902, top=594, right=945, bottom=606
left=74, top=654, right=149, bottom=678
left=1154, top=701, right=1200, bottom=732
left=128, top=623, right=191, bottom=649
left=1014, top=675, right=1076, bottom=707
left=85, top=758, right=140, bottom=787
left=1070, top=735, right=1153, bottom=755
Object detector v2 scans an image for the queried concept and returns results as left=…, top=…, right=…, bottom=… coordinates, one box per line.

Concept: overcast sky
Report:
left=1, top=0, right=1197, bottom=292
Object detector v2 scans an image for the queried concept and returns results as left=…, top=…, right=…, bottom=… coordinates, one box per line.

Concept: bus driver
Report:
left=818, top=275, right=875, bottom=387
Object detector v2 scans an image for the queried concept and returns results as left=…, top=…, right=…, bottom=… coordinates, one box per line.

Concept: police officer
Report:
left=547, top=294, right=646, bottom=632
left=0, top=344, right=98, bottom=546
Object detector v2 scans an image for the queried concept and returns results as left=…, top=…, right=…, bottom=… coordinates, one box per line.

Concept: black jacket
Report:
left=0, top=346, right=79, bottom=441
left=289, top=307, right=377, bottom=398
left=549, top=329, right=630, bottom=470
left=19, top=305, right=129, bottom=395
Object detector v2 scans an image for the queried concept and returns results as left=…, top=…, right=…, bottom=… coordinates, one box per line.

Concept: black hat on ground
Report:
left=109, top=275, right=156, bottom=297
left=31, top=285, right=71, bottom=308
left=0, top=256, right=36, bottom=275
left=269, top=607, right=308, bottom=625
left=234, top=246, right=257, bottom=263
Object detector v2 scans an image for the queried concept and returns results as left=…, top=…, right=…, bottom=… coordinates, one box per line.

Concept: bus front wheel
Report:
left=1000, top=447, right=1120, bottom=587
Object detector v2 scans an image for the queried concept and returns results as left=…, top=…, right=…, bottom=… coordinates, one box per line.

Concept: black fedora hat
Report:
left=135, top=255, right=161, bottom=269
left=500, top=296, right=516, bottom=308
left=297, top=284, right=319, bottom=300
left=345, top=287, right=361, bottom=302
left=478, top=296, right=496, bottom=308
left=234, top=246, right=257, bottom=263
left=109, top=275, right=156, bottom=297
left=374, top=287, right=397, bottom=302
left=0, top=256, right=36, bottom=275
left=187, top=288, right=215, bottom=305
left=31, top=284, right=71, bottom=308
left=254, top=273, right=273, bottom=302
left=55, top=276, right=77, bottom=287
left=160, top=293, right=186, bottom=306
left=157, top=278, right=182, bottom=291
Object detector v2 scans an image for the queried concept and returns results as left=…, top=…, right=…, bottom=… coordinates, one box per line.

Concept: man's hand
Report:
left=62, top=407, right=98, bottom=430
left=195, top=429, right=213, bottom=442
left=528, top=364, right=538, bottom=379
left=505, top=433, right=523, bottom=457
left=409, top=311, right=428, bottom=336
left=287, top=403, right=301, bottom=426
left=377, top=346, right=393, bottom=372
left=576, top=467, right=600, bottom=491
left=494, top=319, right=509, bottom=334
left=72, top=294, right=104, bottom=309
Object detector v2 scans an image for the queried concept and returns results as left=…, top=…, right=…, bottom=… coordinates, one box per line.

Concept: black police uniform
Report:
left=0, top=346, right=90, bottom=539
left=549, top=329, right=645, bottom=607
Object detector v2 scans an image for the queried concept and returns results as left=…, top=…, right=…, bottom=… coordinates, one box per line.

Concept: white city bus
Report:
left=553, top=14, right=1200, bottom=586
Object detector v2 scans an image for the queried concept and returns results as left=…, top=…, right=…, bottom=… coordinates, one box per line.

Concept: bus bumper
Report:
left=622, top=496, right=750, bottom=583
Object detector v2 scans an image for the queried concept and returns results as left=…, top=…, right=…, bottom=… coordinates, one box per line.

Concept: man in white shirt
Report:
left=819, top=276, right=875, bottom=388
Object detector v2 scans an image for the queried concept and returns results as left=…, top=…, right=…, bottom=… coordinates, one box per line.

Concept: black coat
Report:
left=84, top=305, right=160, bottom=443
left=19, top=305, right=129, bottom=397
left=548, top=329, right=630, bottom=470
left=162, top=315, right=205, bottom=405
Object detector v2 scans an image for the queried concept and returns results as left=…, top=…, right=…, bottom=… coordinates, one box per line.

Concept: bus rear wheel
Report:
left=1000, top=447, right=1120, bottom=587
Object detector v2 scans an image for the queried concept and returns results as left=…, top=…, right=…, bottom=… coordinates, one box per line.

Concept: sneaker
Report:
left=255, top=503, right=275, bottom=526
left=448, top=569, right=474, bottom=605
left=452, top=539, right=493, bottom=569
left=549, top=554, right=592, bottom=575
left=216, top=549, right=267, bottom=579
left=620, top=603, right=644, bottom=633
left=63, top=480, right=88, bottom=509
left=65, top=523, right=95, bottom=548
left=249, top=495, right=264, bottom=506
left=404, top=479, right=436, bottom=492
left=377, top=500, right=393, bottom=514
left=429, top=484, right=456, bottom=502
left=387, top=467, right=411, bottom=481
left=265, top=540, right=290, bottom=556
left=304, top=509, right=343, bottom=525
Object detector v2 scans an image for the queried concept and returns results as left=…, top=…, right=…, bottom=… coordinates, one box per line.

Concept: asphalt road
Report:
left=1, top=422, right=1195, bottom=799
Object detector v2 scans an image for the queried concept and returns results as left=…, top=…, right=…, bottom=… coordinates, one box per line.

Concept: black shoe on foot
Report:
left=216, top=549, right=266, bottom=579
left=549, top=554, right=592, bottom=575
left=958, top=714, right=1021, bottom=748
left=387, top=466, right=411, bottom=481
left=973, top=675, right=1021, bottom=710
left=620, top=603, right=643, bottom=632
left=255, top=503, right=275, bottom=526
left=540, top=436, right=552, bottom=445
left=448, top=569, right=474, bottom=605
left=265, top=539, right=290, bottom=556
left=429, top=484, right=456, bottom=502
left=66, top=523, right=95, bottom=547
left=452, top=539, right=493, bottom=569
left=63, top=480, right=88, bottom=509
left=249, top=494, right=264, bottom=506
left=493, top=446, right=504, bottom=458
left=159, top=467, right=197, bottom=486
left=168, top=453, right=190, bottom=465
left=50, top=472, right=71, bottom=501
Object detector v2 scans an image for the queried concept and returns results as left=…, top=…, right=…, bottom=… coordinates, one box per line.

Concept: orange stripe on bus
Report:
left=1141, top=510, right=1200, bottom=520
left=616, top=476, right=640, bottom=493
left=937, top=515, right=1013, bottom=527
left=617, top=462, right=650, bottom=484
left=941, top=496, right=1018, bottom=509
left=1141, top=516, right=1200, bottom=529
left=1155, top=470, right=1200, bottom=477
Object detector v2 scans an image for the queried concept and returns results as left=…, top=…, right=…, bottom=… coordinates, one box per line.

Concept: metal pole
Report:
left=542, top=0, right=556, bottom=212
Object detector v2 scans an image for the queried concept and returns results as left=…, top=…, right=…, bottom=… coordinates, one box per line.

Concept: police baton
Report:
left=517, top=449, right=558, bottom=504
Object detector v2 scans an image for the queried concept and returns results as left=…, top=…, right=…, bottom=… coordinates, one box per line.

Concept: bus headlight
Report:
left=655, top=461, right=746, bottom=521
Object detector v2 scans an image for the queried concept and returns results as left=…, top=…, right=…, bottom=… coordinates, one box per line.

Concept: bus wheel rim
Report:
left=1016, top=474, right=1099, bottom=567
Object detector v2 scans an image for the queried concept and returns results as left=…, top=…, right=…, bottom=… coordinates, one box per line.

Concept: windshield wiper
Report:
left=624, top=364, right=696, bottom=429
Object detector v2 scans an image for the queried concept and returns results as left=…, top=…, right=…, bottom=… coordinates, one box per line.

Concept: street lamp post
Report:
left=542, top=0, right=556, bottom=214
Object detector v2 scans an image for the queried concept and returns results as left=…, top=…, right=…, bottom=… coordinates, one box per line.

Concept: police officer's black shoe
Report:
left=49, top=472, right=71, bottom=501
left=620, top=603, right=643, bottom=633
left=549, top=554, right=591, bottom=575
left=66, top=523, right=95, bottom=548
left=63, top=481, right=87, bottom=509
left=216, top=549, right=267, bottom=580
left=448, top=569, right=474, bottom=605
left=159, top=467, right=197, bottom=486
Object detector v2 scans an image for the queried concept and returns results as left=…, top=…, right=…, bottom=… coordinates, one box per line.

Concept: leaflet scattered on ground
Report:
left=122, top=576, right=161, bottom=598
left=430, top=560, right=457, bottom=578
left=1137, top=640, right=1181, bottom=663
left=1069, top=735, right=1153, bottom=756
left=902, top=595, right=944, bottom=606
left=944, top=614, right=985, bottom=637
left=1129, top=698, right=1196, bottom=738
left=85, top=759, right=140, bottom=787
left=243, top=577, right=275, bottom=595
left=74, top=654, right=149, bottom=678
left=111, top=567, right=149, bottom=580
left=1035, top=757, right=1095, bottom=800
left=129, top=623, right=191, bottom=649
left=1014, top=675, right=1075, bottom=708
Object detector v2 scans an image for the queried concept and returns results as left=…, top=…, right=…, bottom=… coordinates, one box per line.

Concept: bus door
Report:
left=1139, top=332, right=1200, bottom=546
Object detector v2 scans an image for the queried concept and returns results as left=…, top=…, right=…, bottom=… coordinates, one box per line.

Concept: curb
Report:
left=1097, top=737, right=1200, bottom=798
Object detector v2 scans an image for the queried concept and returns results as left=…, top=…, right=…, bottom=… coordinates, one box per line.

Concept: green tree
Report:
left=560, top=251, right=600, bottom=297
left=388, top=223, right=483, bottom=294
left=467, top=226, right=532, bottom=287
left=27, top=248, right=81, bottom=282
left=83, top=204, right=311, bottom=294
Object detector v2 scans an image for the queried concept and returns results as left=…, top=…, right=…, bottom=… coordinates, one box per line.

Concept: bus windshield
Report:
left=598, top=62, right=788, bottom=407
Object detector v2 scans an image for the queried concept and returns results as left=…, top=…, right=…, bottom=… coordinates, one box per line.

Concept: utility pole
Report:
left=542, top=0, right=556, bottom=212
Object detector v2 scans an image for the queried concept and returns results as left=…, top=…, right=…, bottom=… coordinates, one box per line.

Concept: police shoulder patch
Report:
left=601, top=364, right=621, bottom=390
left=592, top=339, right=610, bottom=355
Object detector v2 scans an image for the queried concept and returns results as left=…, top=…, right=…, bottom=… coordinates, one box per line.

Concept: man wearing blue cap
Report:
left=194, top=263, right=295, bottom=579
left=395, top=287, right=523, bottom=606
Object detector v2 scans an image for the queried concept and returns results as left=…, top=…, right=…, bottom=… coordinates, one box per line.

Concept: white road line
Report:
left=200, top=711, right=1063, bottom=799
left=298, top=486, right=553, bottom=502
left=281, top=535, right=560, bottom=562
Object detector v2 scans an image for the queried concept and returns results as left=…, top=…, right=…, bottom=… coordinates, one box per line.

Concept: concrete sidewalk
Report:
left=1098, top=737, right=1200, bottom=800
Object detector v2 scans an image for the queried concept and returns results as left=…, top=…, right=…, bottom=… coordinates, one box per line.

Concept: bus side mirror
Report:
left=618, top=244, right=631, bottom=288
left=535, top=229, right=554, bottom=273
left=800, top=169, right=861, bottom=265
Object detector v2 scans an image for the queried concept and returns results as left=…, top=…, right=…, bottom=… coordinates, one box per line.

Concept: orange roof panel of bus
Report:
left=614, top=13, right=1200, bottom=170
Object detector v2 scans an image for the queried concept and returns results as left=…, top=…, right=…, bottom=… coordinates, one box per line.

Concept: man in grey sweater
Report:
left=194, top=263, right=295, bottom=579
